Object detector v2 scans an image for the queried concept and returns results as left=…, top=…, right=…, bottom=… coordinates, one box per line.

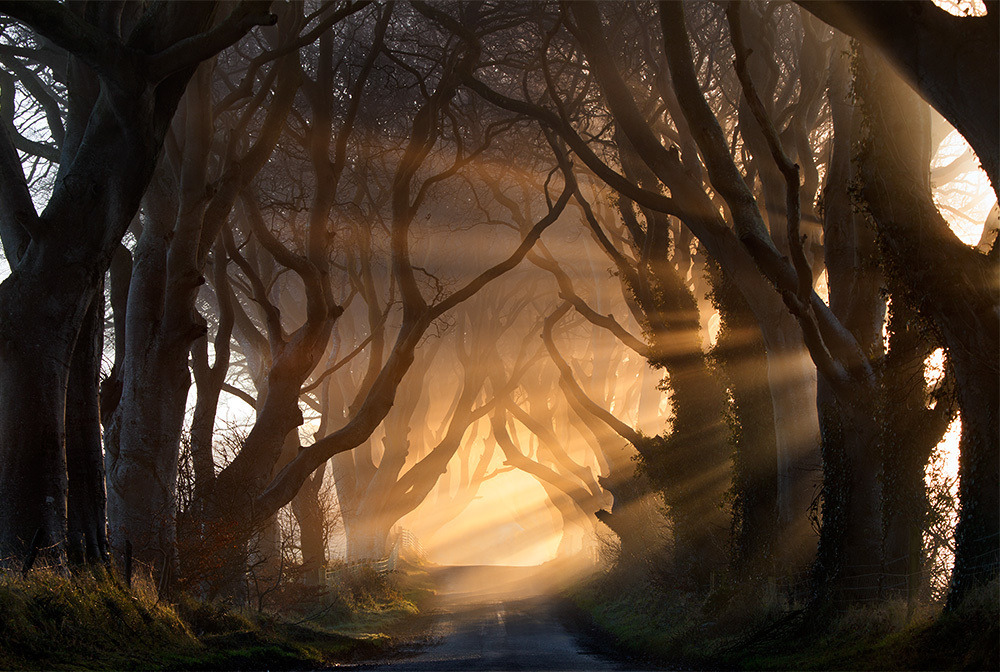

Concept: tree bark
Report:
left=66, top=291, right=109, bottom=564
left=855, top=49, right=999, bottom=608
left=881, top=300, right=954, bottom=602
left=105, top=183, right=201, bottom=587
left=809, top=43, right=887, bottom=605
left=0, top=247, right=95, bottom=562
left=0, top=0, right=270, bottom=565
left=708, top=261, right=779, bottom=580
left=794, top=0, right=999, bottom=193
left=291, top=462, right=327, bottom=585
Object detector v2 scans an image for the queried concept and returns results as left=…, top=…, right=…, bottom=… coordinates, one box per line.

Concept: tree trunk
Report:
left=211, top=315, right=333, bottom=520
left=854, top=48, right=999, bottom=608
left=813, top=388, right=884, bottom=604
left=649, top=349, right=730, bottom=587
left=348, top=513, right=392, bottom=561
left=568, top=387, right=652, bottom=563
left=810, top=46, right=887, bottom=606
left=881, top=300, right=954, bottom=602
left=105, top=349, right=190, bottom=585
left=292, top=463, right=328, bottom=585
left=189, top=246, right=235, bottom=509
left=948, top=354, right=999, bottom=608
left=611, top=141, right=732, bottom=587
left=331, top=448, right=364, bottom=561
left=709, top=261, right=779, bottom=580
left=762, top=319, right=822, bottom=560
left=0, top=257, right=92, bottom=563
left=66, top=292, right=109, bottom=564
left=189, top=333, right=223, bottom=506
left=105, top=202, right=200, bottom=588
left=0, top=0, right=265, bottom=569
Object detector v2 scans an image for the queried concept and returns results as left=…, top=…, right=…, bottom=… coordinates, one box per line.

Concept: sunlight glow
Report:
left=410, top=468, right=562, bottom=566
left=932, top=129, right=997, bottom=245
left=925, top=416, right=962, bottom=598
left=814, top=269, right=829, bottom=305
left=924, top=347, right=946, bottom=388
left=932, top=0, right=988, bottom=16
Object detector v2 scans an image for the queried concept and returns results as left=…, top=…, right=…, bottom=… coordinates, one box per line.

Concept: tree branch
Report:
left=0, top=1, right=121, bottom=78
left=727, top=1, right=811, bottom=303
left=0, top=120, right=40, bottom=263
left=148, top=1, right=277, bottom=82
left=222, top=382, right=257, bottom=409
left=543, top=302, right=644, bottom=448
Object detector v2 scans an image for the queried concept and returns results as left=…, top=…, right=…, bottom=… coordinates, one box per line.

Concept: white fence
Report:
left=323, top=527, right=424, bottom=587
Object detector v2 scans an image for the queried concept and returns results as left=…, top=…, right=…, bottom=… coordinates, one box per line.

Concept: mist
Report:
left=0, top=1, right=995, bottom=670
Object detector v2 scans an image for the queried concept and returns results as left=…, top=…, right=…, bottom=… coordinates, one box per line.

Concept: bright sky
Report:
left=933, top=0, right=988, bottom=17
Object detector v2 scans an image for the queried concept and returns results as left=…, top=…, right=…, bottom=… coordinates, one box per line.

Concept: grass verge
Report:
left=0, top=561, right=435, bottom=670
left=565, top=568, right=998, bottom=671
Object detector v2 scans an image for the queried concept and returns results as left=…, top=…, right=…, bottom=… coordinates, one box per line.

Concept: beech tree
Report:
left=794, top=0, right=998, bottom=192
left=412, top=0, right=994, bottom=608
left=0, top=0, right=992, bottom=631
left=0, top=0, right=276, bottom=565
left=140, top=5, right=576, bottom=588
left=420, top=1, right=827, bottom=579
left=854, top=47, right=998, bottom=608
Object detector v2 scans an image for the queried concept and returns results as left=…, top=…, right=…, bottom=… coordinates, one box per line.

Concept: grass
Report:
left=0, top=561, right=436, bottom=671
left=292, top=559, right=434, bottom=642
left=0, top=567, right=196, bottom=670
left=567, top=570, right=727, bottom=668
left=733, top=588, right=998, bottom=671
left=567, top=566, right=999, bottom=671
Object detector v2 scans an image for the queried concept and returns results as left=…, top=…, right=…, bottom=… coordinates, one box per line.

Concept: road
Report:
left=348, top=563, right=634, bottom=671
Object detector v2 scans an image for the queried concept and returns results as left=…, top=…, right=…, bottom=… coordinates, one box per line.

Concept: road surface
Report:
left=349, top=564, right=635, bottom=671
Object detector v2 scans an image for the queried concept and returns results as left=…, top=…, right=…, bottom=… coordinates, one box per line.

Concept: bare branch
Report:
left=222, top=382, right=257, bottom=410
left=727, top=2, right=811, bottom=303
left=543, top=302, right=644, bottom=448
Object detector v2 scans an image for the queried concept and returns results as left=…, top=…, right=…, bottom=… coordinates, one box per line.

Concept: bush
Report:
left=174, top=593, right=254, bottom=636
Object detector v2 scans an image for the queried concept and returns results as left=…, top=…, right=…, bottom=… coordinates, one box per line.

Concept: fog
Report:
left=0, top=2, right=995, bottom=648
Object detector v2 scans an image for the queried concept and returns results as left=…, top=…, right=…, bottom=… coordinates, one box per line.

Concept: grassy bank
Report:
left=0, top=561, right=435, bottom=670
left=567, top=568, right=998, bottom=671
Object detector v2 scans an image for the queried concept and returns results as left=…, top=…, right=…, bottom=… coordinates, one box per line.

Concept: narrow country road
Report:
left=346, top=563, right=633, bottom=671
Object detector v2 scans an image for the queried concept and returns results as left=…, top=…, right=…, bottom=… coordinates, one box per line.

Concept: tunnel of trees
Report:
left=0, top=0, right=995, bottom=625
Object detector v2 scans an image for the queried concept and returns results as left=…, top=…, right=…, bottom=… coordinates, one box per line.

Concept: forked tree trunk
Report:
left=189, top=331, right=225, bottom=507
left=106, top=198, right=200, bottom=587
left=810, top=48, right=887, bottom=606
left=854, top=49, right=999, bottom=608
